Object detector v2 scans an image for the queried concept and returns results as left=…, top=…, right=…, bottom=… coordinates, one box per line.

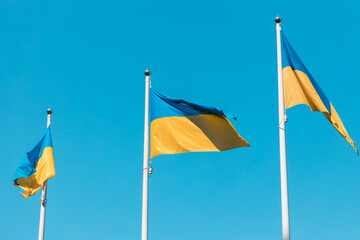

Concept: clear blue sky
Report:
left=1, top=0, right=359, bottom=239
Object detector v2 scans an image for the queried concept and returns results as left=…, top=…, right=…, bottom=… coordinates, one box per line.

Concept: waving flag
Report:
left=281, top=32, right=358, bottom=154
left=13, top=128, right=55, bottom=198
left=150, top=89, right=249, bottom=158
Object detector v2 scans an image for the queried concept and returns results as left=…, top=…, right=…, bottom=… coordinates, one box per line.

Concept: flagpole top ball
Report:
left=275, top=16, right=282, bottom=24
left=46, top=108, right=53, bottom=115
left=144, top=68, right=151, bottom=76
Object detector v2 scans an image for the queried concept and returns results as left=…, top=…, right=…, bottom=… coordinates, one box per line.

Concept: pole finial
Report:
left=144, top=68, right=151, bottom=76
left=46, top=108, right=53, bottom=115
left=275, top=15, right=282, bottom=24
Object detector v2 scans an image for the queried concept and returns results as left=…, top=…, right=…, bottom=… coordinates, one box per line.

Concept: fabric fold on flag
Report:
left=281, top=32, right=358, bottom=154
left=13, top=128, right=55, bottom=198
left=150, top=89, right=249, bottom=158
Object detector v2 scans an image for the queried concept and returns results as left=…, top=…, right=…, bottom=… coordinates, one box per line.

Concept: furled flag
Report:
left=13, top=128, right=55, bottom=198
left=281, top=32, right=358, bottom=154
left=150, top=89, right=249, bottom=158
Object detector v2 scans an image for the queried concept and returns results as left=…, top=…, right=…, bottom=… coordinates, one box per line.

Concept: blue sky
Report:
left=1, top=0, right=359, bottom=239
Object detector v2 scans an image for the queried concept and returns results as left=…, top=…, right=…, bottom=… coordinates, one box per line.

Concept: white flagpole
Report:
left=38, top=107, right=53, bottom=240
left=275, top=16, right=290, bottom=240
left=141, top=69, right=151, bottom=240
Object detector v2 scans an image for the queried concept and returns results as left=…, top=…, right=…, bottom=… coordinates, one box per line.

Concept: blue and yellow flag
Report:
left=150, top=89, right=249, bottom=158
left=281, top=32, right=358, bottom=154
left=13, top=128, right=55, bottom=198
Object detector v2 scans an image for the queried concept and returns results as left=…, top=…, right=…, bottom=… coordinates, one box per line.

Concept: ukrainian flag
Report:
left=150, top=89, right=249, bottom=158
left=13, top=128, right=55, bottom=198
left=281, top=32, right=358, bottom=154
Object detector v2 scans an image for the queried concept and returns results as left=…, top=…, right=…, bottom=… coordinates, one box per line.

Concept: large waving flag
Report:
left=13, top=128, right=55, bottom=198
left=150, top=89, right=249, bottom=158
left=281, top=32, right=358, bottom=154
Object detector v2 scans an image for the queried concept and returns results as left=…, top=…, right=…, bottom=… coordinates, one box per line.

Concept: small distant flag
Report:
left=13, top=128, right=55, bottom=198
left=281, top=32, right=358, bottom=154
left=150, top=89, right=250, bottom=158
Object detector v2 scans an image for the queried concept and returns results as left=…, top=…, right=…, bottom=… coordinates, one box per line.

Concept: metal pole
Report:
left=275, top=16, right=290, bottom=240
left=141, top=69, right=151, bottom=240
left=38, top=108, right=53, bottom=240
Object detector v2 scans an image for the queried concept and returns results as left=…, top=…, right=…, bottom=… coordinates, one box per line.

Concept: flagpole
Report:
left=38, top=107, right=53, bottom=240
left=141, top=69, right=151, bottom=240
left=275, top=16, right=290, bottom=240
